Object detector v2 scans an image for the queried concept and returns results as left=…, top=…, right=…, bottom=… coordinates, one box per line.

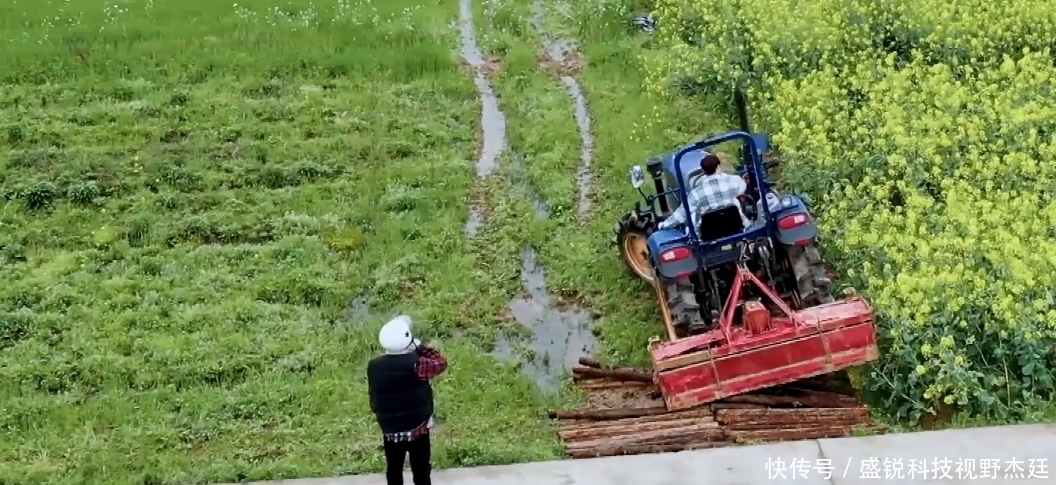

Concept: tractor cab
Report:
left=630, top=134, right=776, bottom=273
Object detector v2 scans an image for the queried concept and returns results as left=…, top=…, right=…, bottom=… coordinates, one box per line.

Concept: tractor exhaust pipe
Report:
left=735, top=88, right=752, bottom=167
left=735, top=88, right=751, bottom=133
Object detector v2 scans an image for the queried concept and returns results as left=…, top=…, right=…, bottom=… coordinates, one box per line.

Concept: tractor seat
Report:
left=697, top=205, right=744, bottom=242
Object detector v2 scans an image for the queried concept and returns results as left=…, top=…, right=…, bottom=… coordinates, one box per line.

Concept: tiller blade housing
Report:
left=649, top=264, right=879, bottom=411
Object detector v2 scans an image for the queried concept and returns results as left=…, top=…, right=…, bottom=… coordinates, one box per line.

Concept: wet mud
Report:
left=456, top=0, right=597, bottom=392
left=459, top=0, right=507, bottom=236
left=530, top=0, right=595, bottom=217
left=493, top=247, right=596, bottom=393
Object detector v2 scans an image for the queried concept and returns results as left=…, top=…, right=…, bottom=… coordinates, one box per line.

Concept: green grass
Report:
left=0, top=0, right=735, bottom=483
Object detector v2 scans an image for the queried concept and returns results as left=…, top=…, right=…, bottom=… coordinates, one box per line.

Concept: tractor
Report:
left=611, top=91, right=879, bottom=410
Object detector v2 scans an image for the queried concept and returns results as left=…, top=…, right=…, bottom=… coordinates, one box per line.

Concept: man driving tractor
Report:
left=656, top=153, right=749, bottom=314
left=657, top=153, right=750, bottom=233
left=655, top=152, right=802, bottom=320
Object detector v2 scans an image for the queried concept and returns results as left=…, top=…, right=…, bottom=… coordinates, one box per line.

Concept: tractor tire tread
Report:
left=789, top=243, right=834, bottom=307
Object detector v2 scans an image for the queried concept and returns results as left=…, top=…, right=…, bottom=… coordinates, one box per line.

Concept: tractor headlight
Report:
left=630, top=165, right=646, bottom=189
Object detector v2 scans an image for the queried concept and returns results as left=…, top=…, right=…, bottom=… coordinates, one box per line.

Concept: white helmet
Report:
left=379, top=315, right=418, bottom=353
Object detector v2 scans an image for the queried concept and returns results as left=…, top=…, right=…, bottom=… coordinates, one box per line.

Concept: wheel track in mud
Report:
left=531, top=0, right=595, bottom=218
left=458, top=0, right=506, bottom=237
left=457, top=0, right=597, bottom=391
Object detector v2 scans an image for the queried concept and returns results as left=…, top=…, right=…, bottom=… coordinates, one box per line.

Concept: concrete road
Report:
left=224, top=423, right=1055, bottom=485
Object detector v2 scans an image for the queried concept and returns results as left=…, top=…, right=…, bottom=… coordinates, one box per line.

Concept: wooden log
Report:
left=566, top=423, right=726, bottom=451
left=567, top=440, right=734, bottom=459
left=557, top=409, right=713, bottom=436
left=558, top=407, right=714, bottom=432
left=716, top=393, right=859, bottom=408
left=634, top=432, right=729, bottom=447
left=577, top=380, right=656, bottom=390
left=559, top=414, right=717, bottom=437
left=724, top=417, right=870, bottom=431
left=578, top=357, right=602, bottom=368
left=715, top=407, right=869, bottom=425
left=565, top=423, right=724, bottom=447
left=548, top=405, right=668, bottom=421
left=727, top=425, right=873, bottom=442
left=571, top=367, right=653, bottom=383
left=568, top=430, right=725, bottom=454
left=559, top=417, right=719, bottom=442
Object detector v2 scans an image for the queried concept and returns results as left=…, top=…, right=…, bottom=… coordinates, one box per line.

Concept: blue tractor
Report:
left=612, top=92, right=834, bottom=337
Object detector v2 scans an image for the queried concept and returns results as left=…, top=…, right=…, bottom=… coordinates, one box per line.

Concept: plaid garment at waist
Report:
left=383, top=416, right=434, bottom=442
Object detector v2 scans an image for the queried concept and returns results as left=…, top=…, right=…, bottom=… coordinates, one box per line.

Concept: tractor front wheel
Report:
left=613, top=209, right=656, bottom=284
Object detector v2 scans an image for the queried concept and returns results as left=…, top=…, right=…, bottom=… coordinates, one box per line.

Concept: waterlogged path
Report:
left=532, top=0, right=595, bottom=217
left=456, top=0, right=598, bottom=390
left=459, top=0, right=507, bottom=236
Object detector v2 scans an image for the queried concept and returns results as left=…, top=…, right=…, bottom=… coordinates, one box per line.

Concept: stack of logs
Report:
left=550, top=358, right=884, bottom=459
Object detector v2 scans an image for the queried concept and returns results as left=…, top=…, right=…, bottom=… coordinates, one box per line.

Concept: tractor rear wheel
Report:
left=786, top=243, right=834, bottom=307
left=613, top=209, right=656, bottom=284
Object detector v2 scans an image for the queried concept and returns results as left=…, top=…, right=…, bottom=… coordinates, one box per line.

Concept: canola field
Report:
left=646, top=0, right=1056, bottom=423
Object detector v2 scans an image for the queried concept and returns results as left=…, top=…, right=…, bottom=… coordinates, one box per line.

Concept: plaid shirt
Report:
left=382, top=345, right=448, bottom=442
left=658, top=172, right=749, bottom=231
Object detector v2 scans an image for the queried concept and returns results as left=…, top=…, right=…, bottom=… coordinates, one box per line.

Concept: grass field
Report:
left=0, top=0, right=726, bottom=483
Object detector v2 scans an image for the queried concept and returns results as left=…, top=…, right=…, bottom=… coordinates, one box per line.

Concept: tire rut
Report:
left=458, top=0, right=507, bottom=237
left=531, top=0, right=595, bottom=218
left=493, top=246, right=596, bottom=393
left=460, top=0, right=598, bottom=393
left=487, top=0, right=598, bottom=393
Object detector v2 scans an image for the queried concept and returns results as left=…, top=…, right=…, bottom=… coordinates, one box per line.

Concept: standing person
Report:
left=367, top=315, right=448, bottom=485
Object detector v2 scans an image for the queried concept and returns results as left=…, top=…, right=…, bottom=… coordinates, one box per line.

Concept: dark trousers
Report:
left=383, top=433, right=431, bottom=485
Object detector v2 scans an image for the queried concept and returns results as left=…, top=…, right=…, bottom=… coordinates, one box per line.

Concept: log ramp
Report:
left=549, top=357, right=885, bottom=459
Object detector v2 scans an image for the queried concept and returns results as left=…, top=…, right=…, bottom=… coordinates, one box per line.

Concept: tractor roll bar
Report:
left=671, top=132, right=767, bottom=250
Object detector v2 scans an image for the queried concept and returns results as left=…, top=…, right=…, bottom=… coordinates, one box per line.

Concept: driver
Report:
left=657, top=153, right=750, bottom=232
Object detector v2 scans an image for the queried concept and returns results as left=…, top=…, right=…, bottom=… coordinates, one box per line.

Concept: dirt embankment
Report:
left=549, top=358, right=884, bottom=459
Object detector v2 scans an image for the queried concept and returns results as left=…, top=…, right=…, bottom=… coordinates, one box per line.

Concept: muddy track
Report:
left=492, top=154, right=596, bottom=391
left=493, top=247, right=596, bottom=392
left=550, top=359, right=885, bottom=458
left=458, top=0, right=506, bottom=237
left=458, top=0, right=598, bottom=389
left=531, top=0, right=595, bottom=218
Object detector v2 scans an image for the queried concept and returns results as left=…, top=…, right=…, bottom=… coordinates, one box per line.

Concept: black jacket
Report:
left=367, top=353, right=434, bottom=434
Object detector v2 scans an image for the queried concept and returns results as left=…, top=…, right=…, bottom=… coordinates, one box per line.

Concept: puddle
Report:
left=511, top=153, right=551, bottom=219
left=459, top=0, right=507, bottom=236
left=493, top=247, right=597, bottom=393
left=464, top=207, right=484, bottom=237
left=530, top=0, right=595, bottom=217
